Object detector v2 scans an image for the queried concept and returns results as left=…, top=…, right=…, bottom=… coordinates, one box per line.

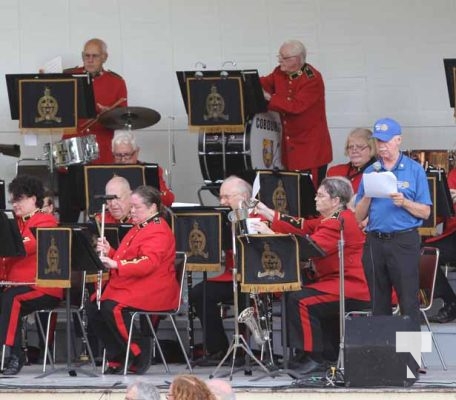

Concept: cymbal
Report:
left=99, top=107, right=161, bottom=130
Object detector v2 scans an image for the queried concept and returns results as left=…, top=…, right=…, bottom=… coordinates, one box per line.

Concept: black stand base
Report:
left=209, top=334, right=272, bottom=380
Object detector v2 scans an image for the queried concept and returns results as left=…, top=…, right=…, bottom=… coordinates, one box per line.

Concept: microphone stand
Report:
left=336, top=215, right=346, bottom=373
left=210, top=208, right=272, bottom=380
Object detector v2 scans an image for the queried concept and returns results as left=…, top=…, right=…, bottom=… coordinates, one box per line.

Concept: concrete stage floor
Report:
left=0, top=358, right=454, bottom=400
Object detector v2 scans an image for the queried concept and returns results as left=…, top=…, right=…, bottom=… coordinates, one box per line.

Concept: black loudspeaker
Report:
left=344, top=316, right=419, bottom=387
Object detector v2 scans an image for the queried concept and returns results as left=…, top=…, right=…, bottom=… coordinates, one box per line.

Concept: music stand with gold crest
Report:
left=235, top=233, right=305, bottom=380
left=35, top=227, right=101, bottom=378
left=209, top=210, right=276, bottom=380
left=171, top=207, right=225, bottom=364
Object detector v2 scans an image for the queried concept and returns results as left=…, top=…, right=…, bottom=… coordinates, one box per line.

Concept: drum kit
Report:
left=198, top=111, right=283, bottom=184
left=40, top=106, right=161, bottom=168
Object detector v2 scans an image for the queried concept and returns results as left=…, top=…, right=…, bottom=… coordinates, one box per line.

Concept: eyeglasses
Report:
left=346, top=145, right=369, bottom=152
left=113, top=151, right=136, bottom=160
left=219, top=193, right=240, bottom=201
left=82, top=53, right=102, bottom=60
left=276, top=54, right=298, bottom=61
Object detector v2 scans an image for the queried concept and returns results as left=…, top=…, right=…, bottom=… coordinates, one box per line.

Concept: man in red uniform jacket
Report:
left=261, top=39, right=333, bottom=188
left=58, top=38, right=128, bottom=222
left=0, top=175, right=62, bottom=375
left=255, top=177, right=370, bottom=375
left=111, top=130, right=175, bottom=207
left=63, top=38, right=128, bottom=164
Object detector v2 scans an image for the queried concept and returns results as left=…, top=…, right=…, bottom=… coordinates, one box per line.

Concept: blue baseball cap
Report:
left=372, top=118, right=402, bottom=142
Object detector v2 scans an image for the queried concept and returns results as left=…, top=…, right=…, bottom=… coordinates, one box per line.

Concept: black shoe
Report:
left=3, top=353, right=25, bottom=375
left=428, top=302, right=456, bottom=323
left=130, top=337, right=152, bottom=375
left=293, top=358, right=326, bottom=375
left=104, top=365, right=123, bottom=374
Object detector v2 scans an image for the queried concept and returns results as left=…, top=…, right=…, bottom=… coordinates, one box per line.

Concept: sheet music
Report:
left=252, top=172, right=260, bottom=199
left=363, top=171, right=398, bottom=198
left=42, top=56, right=63, bottom=73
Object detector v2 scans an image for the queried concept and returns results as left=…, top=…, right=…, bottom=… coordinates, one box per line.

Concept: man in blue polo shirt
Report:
left=355, top=117, right=431, bottom=330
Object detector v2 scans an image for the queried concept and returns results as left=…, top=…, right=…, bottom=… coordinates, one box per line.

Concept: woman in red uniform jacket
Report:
left=0, top=175, right=61, bottom=375
left=87, top=185, right=178, bottom=374
left=326, top=128, right=377, bottom=194
left=254, top=176, right=370, bottom=375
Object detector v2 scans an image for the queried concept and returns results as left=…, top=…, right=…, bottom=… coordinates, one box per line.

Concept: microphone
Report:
left=372, top=161, right=382, bottom=172
left=94, top=194, right=118, bottom=200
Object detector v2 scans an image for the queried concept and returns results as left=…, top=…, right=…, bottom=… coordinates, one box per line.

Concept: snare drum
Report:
left=198, top=112, right=282, bottom=182
left=405, top=149, right=455, bottom=172
left=50, top=135, right=99, bottom=167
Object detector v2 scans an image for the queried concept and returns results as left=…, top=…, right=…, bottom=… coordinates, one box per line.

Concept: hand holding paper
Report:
left=363, top=171, right=398, bottom=198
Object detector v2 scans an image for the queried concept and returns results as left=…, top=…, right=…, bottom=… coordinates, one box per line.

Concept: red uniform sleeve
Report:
left=158, top=166, right=175, bottom=207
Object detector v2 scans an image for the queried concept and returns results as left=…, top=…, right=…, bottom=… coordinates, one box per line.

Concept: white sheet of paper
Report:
left=23, top=133, right=38, bottom=146
left=363, top=171, right=398, bottom=198
left=252, top=172, right=260, bottom=199
left=42, top=56, right=63, bottom=73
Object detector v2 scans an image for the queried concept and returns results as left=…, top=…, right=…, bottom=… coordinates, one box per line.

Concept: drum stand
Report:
left=210, top=218, right=272, bottom=380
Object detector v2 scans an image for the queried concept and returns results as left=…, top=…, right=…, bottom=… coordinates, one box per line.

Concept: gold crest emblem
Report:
left=262, top=139, right=273, bottom=168
left=45, top=236, right=61, bottom=274
left=186, top=221, right=209, bottom=259
left=204, top=85, right=229, bottom=121
left=258, top=243, right=285, bottom=278
left=35, top=86, right=62, bottom=123
left=272, top=179, right=288, bottom=214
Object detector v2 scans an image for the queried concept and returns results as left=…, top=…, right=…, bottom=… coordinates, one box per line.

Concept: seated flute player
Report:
left=86, top=185, right=178, bottom=374
left=254, top=176, right=371, bottom=375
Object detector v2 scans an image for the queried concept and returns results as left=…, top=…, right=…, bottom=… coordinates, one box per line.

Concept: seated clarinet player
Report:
left=0, top=175, right=62, bottom=375
left=254, top=177, right=371, bottom=375
left=86, top=185, right=178, bottom=374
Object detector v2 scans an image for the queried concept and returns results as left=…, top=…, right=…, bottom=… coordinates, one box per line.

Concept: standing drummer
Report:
left=261, top=39, right=332, bottom=188
left=58, top=38, right=128, bottom=222
left=63, top=38, right=128, bottom=164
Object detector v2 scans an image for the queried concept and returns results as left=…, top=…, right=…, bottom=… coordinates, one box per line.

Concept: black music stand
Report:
left=83, top=164, right=149, bottom=216
left=177, top=69, right=267, bottom=196
left=171, top=206, right=227, bottom=366
left=5, top=73, right=95, bottom=121
left=36, top=227, right=103, bottom=378
left=0, top=210, right=26, bottom=257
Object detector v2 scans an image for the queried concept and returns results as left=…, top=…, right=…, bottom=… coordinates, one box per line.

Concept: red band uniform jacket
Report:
left=260, top=64, right=332, bottom=171
left=62, top=67, right=128, bottom=164
left=101, top=215, right=179, bottom=311
left=271, top=209, right=370, bottom=302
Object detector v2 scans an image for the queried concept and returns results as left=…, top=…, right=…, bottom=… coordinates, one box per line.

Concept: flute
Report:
left=96, top=203, right=107, bottom=310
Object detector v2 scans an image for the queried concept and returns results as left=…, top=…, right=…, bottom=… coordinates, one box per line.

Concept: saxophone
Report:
left=238, top=294, right=270, bottom=346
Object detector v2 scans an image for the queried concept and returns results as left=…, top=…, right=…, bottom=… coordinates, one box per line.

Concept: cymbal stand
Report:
left=210, top=216, right=272, bottom=380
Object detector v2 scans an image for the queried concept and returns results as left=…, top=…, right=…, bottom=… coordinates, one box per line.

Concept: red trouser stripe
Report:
left=6, top=291, right=43, bottom=346
left=112, top=304, right=141, bottom=356
left=298, top=292, right=339, bottom=352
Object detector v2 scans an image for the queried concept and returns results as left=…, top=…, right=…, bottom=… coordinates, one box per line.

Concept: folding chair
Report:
left=122, top=251, right=192, bottom=375
left=35, top=270, right=96, bottom=372
left=419, top=246, right=447, bottom=370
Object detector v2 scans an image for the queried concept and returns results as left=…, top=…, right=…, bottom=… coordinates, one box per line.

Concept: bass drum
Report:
left=198, top=111, right=282, bottom=183
left=405, top=149, right=455, bottom=172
